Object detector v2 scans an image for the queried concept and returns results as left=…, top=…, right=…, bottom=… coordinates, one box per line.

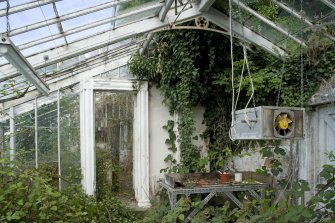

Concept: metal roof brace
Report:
left=0, top=36, right=49, bottom=95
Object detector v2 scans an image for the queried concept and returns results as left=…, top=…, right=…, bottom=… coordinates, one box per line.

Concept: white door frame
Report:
left=80, top=79, right=150, bottom=207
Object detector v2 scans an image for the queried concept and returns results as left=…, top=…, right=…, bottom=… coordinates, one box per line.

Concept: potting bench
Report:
left=159, top=181, right=267, bottom=223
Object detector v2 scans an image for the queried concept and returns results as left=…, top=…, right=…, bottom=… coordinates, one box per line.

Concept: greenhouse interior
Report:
left=1, top=0, right=335, bottom=222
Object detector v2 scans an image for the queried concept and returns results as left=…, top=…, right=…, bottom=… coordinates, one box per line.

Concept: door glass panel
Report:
left=95, top=91, right=135, bottom=201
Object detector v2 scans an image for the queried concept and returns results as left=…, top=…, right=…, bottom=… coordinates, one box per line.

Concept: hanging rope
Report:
left=234, top=51, right=246, bottom=112
left=6, top=0, right=10, bottom=36
left=243, top=45, right=255, bottom=126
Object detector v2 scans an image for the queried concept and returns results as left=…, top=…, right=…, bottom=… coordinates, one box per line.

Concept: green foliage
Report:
left=129, top=22, right=335, bottom=174
left=257, top=145, right=285, bottom=177
left=247, top=0, right=279, bottom=21
left=143, top=195, right=242, bottom=223
left=0, top=154, right=140, bottom=223
left=239, top=152, right=335, bottom=222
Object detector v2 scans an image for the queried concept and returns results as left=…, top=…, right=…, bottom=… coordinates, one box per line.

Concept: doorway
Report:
left=94, top=91, right=135, bottom=200
left=80, top=79, right=150, bottom=207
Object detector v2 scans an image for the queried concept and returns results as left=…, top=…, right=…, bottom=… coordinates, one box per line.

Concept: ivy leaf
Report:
left=274, top=147, right=286, bottom=156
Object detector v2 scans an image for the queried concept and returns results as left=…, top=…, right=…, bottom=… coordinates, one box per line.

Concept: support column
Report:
left=80, top=82, right=95, bottom=195
left=136, top=82, right=150, bottom=207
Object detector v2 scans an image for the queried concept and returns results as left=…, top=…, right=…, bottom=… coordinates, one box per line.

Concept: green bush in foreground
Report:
left=0, top=155, right=139, bottom=223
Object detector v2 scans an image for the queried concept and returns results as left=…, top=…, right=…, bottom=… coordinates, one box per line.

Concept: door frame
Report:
left=80, top=79, right=150, bottom=207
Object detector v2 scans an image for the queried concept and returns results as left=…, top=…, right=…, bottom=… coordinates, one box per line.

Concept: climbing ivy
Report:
left=129, top=23, right=335, bottom=173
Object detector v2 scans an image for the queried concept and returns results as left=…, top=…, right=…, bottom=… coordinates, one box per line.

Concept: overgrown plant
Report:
left=0, top=153, right=140, bottom=223
left=237, top=152, right=335, bottom=222
left=129, top=26, right=335, bottom=174
left=129, top=23, right=335, bottom=221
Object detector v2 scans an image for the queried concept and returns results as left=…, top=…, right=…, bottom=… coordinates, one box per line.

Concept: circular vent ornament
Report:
left=195, top=17, right=209, bottom=28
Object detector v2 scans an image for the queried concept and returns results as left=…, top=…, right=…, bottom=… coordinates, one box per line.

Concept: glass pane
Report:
left=55, top=0, right=111, bottom=16
left=37, top=98, right=58, bottom=185
left=60, top=88, right=81, bottom=187
left=8, top=5, right=55, bottom=31
left=120, top=65, right=133, bottom=78
left=281, top=0, right=333, bottom=22
left=115, top=5, right=161, bottom=27
left=0, top=111, right=10, bottom=158
left=15, top=108, right=35, bottom=167
left=21, top=38, right=66, bottom=56
left=65, top=24, right=111, bottom=43
left=215, top=1, right=301, bottom=52
left=0, top=0, right=32, bottom=8
left=95, top=91, right=135, bottom=200
left=99, top=68, right=119, bottom=79
left=0, top=76, right=30, bottom=100
left=11, top=25, right=59, bottom=46
left=116, top=0, right=159, bottom=15
left=61, top=8, right=114, bottom=31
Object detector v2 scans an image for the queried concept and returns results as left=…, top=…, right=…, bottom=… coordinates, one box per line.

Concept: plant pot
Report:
left=220, top=173, right=230, bottom=183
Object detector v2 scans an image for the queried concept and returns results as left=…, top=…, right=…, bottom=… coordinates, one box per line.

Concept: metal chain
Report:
left=6, top=0, right=11, bottom=36
left=276, top=61, right=286, bottom=106
left=300, top=0, right=304, bottom=107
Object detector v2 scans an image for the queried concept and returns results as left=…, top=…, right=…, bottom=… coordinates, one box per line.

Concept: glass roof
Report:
left=0, top=0, right=334, bottom=103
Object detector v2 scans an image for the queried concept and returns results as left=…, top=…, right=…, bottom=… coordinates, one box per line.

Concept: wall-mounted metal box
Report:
left=230, top=106, right=304, bottom=140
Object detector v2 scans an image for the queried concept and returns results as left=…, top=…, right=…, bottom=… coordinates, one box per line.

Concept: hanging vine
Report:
left=129, top=23, right=335, bottom=173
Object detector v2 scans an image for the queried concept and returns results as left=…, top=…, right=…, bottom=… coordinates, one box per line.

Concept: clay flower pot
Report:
left=220, top=173, right=231, bottom=183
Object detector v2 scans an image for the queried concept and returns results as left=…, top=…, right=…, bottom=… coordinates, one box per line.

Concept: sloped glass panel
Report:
left=55, top=0, right=111, bottom=16
left=60, top=87, right=81, bottom=187
left=65, top=24, right=111, bottom=43
left=11, top=25, right=59, bottom=46
left=7, top=0, right=32, bottom=7
left=15, top=105, right=35, bottom=167
left=61, top=8, right=115, bottom=31
left=116, top=0, right=159, bottom=15
left=0, top=76, right=30, bottom=101
left=120, top=65, right=133, bottom=78
left=21, top=37, right=65, bottom=56
left=0, top=17, right=6, bottom=33
left=98, top=68, right=120, bottom=79
left=215, top=1, right=301, bottom=52
left=0, top=55, right=9, bottom=66
left=59, top=56, right=80, bottom=70
left=8, top=5, right=55, bottom=31
left=115, top=6, right=160, bottom=27
left=0, top=0, right=31, bottom=10
left=281, top=0, right=333, bottom=22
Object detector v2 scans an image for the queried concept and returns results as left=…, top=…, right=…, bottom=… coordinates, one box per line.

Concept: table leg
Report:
left=185, top=192, right=217, bottom=223
left=225, top=191, right=242, bottom=208
left=168, top=191, right=178, bottom=210
left=248, top=190, right=261, bottom=200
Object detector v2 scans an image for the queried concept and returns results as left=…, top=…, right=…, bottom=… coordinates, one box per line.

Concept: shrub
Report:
left=0, top=154, right=140, bottom=223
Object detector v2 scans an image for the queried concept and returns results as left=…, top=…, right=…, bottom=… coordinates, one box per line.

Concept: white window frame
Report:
left=80, top=79, right=150, bottom=207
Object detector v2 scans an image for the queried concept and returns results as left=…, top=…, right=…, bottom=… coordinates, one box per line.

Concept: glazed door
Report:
left=94, top=91, right=135, bottom=200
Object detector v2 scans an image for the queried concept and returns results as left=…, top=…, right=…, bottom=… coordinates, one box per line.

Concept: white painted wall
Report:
left=148, top=86, right=207, bottom=195
left=148, top=85, right=173, bottom=195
